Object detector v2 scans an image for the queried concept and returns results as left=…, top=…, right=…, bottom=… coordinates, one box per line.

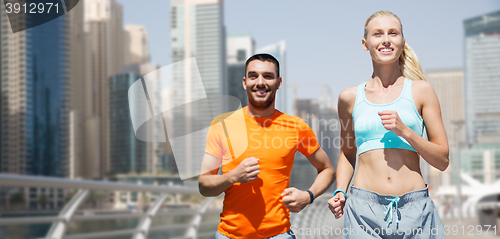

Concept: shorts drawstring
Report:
left=384, top=196, right=400, bottom=227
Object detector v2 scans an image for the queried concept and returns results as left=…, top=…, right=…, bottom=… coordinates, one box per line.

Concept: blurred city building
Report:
left=430, top=10, right=500, bottom=221
left=464, top=10, right=500, bottom=145
left=124, top=24, right=149, bottom=65
left=0, top=1, right=70, bottom=210
left=68, top=0, right=98, bottom=180
left=226, top=32, right=255, bottom=108
left=290, top=90, right=339, bottom=192
left=290, top=99, right=318, bottom=191
left=110, top=71, right=146, bottom=175
left=109, top=63, right=160, bottom=175
left=426, top=68, right=465, bottom=193
left=0, top=0, right=68, bottom=178
left=460, top=144, right=500, bottom=184
left=257, top=41, right=286, bottom=112
left=317, top=85, right=340, bottom=191
left=170, top=0, right=226, bottom=178
left=84, top=0, right=129, bottom=178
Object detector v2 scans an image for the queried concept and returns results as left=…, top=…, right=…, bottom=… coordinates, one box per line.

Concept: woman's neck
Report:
left=370, top=62, right=404, bottom=88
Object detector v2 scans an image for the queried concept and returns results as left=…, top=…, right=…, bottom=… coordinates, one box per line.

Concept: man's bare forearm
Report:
left=308, top=166, right=335, bottom=198
left=199, top=171, right=235, bottom=197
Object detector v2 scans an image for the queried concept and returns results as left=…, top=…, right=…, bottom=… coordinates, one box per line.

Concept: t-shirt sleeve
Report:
left=297, top=118, right=320, bottom=156
left=205, top=120, right=224, bottom=158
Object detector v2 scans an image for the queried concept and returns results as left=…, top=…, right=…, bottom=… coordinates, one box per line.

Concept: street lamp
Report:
left=451, top=119, right=464, bottom=223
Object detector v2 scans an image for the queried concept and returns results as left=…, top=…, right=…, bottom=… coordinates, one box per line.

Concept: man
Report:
left=199, top=54, right=335, bottom=238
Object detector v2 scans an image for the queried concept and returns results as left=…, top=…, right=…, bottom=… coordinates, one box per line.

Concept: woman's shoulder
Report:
left=338, top=86, right=358, bottom=108
left=410, top=79, right=434, bottom=93
left=410, top=79, right=437, bottom=106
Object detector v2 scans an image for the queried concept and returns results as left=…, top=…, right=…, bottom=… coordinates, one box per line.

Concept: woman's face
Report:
left=362, top=16, right=405, bottom=65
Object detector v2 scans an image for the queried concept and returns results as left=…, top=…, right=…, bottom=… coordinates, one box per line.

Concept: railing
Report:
left=0, top=174, right=344, bottom=239
left=0, top=174, right=221, bottom=239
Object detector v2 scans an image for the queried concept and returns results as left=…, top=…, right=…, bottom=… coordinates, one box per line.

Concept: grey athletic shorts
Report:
left=342, top=186, right=444, bottom=238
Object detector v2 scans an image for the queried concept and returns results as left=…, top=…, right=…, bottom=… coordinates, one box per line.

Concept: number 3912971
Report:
left=5, top=3, right=59, bottom=14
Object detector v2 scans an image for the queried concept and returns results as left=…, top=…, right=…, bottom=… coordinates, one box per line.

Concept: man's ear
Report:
left=242, top=77, right=246, bottom=90
left=277, top=76, right=282, bottom=90
left=362, top=38, right=369, bottom=51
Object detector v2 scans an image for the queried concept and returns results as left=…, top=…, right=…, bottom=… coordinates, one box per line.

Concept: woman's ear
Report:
left=362, top=38, right=369, bottom=51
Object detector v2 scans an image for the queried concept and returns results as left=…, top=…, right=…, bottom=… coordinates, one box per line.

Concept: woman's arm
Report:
left=335, top=87, right=358, bottom=192
left=328, top=87, right=357, bottom=219
left=379, top=80, right=449, bottom=171
left=407, top=81, right=449, bottom=171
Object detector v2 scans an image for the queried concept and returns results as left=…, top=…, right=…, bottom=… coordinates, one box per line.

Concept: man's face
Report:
left=243, top=60, right=282, bottom=110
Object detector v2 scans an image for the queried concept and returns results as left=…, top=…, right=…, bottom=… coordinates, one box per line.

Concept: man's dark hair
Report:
left=245, top=53, right=280, bottom=78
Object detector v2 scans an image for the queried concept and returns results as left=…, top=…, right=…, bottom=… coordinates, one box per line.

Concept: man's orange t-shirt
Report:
left=205, top=107, right=320, bottom=238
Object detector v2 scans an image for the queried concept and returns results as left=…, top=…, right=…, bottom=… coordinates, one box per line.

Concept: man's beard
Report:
left=247, top=89, right=276, bottom=112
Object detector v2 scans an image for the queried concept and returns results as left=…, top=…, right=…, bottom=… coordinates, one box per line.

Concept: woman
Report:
left=328, top=11, right=448, bottom=238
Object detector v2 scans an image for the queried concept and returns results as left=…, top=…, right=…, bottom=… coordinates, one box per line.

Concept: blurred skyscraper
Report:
left=67, top=0, right=97, bottom=179
left=110, top=71, right=147, bottom=175
left=124, top=24, right=149, bottom=65
left=109, top=63, right=160, bottom=175
left=464, top=10, right=500, bottom=145
left=226, top=32, right=255, bottom=108
left=426, top=68, right=465, bottom=190
left=427, top=68, right=465, bottom=152
left=170, top=0, right=226, bottom=178
left=84, top=0, right=129, bottom=178
left=257, top=41, right=286, bottom=112
left=0, top=2, right=68, bottom=177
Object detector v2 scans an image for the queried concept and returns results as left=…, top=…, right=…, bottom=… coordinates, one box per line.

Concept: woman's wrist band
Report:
left=306, top=190, right=314, bottom=204
left=334, top=189, right=347, bottom=199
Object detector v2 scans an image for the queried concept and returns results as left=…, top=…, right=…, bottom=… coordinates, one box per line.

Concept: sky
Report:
left=117, top=0, right=500, bottom=112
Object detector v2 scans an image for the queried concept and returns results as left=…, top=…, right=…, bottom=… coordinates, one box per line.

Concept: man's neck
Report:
left=246, top=103, right=276, bottom=118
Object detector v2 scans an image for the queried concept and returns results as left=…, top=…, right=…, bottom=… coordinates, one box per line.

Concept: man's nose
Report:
left=256, top=75, right=265, bottom=86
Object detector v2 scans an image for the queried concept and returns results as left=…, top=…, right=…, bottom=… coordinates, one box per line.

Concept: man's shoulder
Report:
left=211, top=108, right=245, bottom=125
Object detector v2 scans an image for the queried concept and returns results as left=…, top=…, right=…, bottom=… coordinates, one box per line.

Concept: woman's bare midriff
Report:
left=353, top=148, right=426, bottom=196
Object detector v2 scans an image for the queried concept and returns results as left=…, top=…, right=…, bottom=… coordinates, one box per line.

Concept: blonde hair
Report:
left=364, top=11, right=426, bottom=81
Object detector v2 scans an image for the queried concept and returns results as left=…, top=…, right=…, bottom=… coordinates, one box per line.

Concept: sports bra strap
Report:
left=354, top=82, right=366, bottom=107
left=401, top=78, right=413, bottom=101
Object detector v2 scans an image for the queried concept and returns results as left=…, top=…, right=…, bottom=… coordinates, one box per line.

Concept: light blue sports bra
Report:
left=353, top=78, right=424, bottom=155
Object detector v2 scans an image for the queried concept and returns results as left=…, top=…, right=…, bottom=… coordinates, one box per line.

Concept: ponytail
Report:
left=399, top=42, right=426, bottom=81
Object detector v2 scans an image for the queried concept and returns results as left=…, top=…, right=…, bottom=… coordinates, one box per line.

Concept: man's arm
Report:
left=305, top=148, right=336, bottom=197
left=281, top=148, right=335, bottom=212
left=198, top=154, right=260, bottom=197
